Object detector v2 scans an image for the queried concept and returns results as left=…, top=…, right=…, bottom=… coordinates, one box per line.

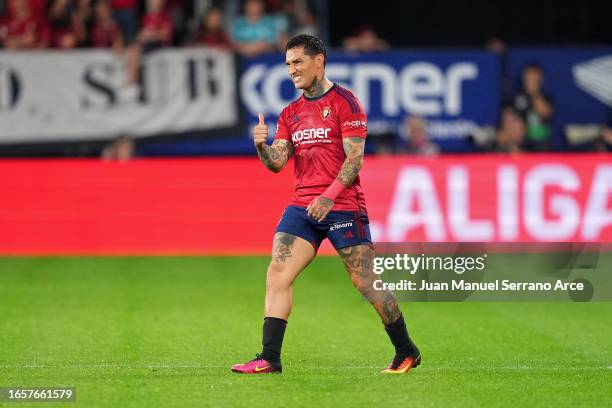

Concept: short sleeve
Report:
left=274, top=110, right=290, bottom=141
left=338, top=93, right=368, bottom=139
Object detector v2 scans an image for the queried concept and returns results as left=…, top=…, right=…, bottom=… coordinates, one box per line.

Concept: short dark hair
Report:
left=523, top=62, right=543, bottom=73
left=286, top=34, right=326, bottom=66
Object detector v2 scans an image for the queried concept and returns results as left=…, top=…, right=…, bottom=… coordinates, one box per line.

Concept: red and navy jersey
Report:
left=274, top=83, right=368, bottom=213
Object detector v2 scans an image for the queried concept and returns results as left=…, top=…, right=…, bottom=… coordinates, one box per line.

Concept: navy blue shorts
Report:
left=276, top=205, right=372, bottom=251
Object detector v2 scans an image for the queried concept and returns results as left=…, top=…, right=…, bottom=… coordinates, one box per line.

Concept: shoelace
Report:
left=249, top=353, right=265, bottom=363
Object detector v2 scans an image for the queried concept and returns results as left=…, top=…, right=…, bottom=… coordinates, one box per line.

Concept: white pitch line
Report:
left=0, top=364, right=609, bottom=371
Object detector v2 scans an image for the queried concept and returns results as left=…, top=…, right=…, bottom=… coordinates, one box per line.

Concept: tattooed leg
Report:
left=272, top=233, right=297, bottom=263
left=265, top=232, right=316, bottom=320
left=338, top=244, right=402, bottom=324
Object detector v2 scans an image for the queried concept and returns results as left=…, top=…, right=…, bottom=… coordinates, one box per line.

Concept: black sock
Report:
left=261, top=317, right=287, bottom=364
left=384, top=314, right=419, bottom=357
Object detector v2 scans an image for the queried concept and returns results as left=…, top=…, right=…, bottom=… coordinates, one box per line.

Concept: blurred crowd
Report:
left=1, top=0, right=610, bottom=157
left=0, top=0, right=320, bottom=52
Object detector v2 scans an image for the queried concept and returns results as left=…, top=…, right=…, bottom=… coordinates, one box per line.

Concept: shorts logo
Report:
left=322, top=106, right=331, bottom=119
left=329, top=220, right=353, bottom=231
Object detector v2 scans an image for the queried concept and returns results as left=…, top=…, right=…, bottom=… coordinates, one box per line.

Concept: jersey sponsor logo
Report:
left=291, top=127, right=332, bottom=143
left=342, top=120, right=367, bottom=129
left=330, top=220, right=353, bottom=231
left=241, top=60, right=478, bottom=116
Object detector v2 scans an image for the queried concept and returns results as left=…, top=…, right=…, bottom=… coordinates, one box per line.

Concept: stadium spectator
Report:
left=28, top=0, right=47, bottom=18
left=191, top=6, right=231, bottom=48
left=47, top=0, right=89, bottom=48
left=89, top=0, right=123, bottom=49
left=121, top=0, right=172, bottom=99
left=231, top=0, right=278, bottom=56
left=164, top=0, right=187, bottom=44
left=274, top=0, right=318, bottom=46
left=111, top=0, right=137, bottom=44
left=493, top=106, right=526, bottom=153
left=0, top=0, right=49, bottom=49
left=343, top=25, right=389, bottom=52
left=512, top=63, right=554, bottom=151
left=101, top=135, right=135, bottom=160
left=137, top=0, right=172, bottom=48
left=486, top=37, right=506, bottom=54
left=400, top=116, right=440, bottom=156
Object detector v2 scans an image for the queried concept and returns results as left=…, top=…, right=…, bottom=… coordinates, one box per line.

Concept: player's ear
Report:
left=315, top=53, right=324, bottom=69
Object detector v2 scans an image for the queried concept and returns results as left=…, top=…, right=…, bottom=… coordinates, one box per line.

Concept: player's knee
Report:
left=267, top=259, right=287, bottom=275
left=266, top=261, right=293, bottom=291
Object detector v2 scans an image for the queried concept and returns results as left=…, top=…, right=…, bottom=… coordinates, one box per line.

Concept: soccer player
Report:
left=231, top=34, right=420, bottom=375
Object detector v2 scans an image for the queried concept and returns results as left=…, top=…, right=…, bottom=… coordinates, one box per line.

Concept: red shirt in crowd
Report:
left=196, top=30, right=231, bottom=48
left=90, top=20, right=121, bottom=48
left=140, top=11, right=172, bottom=45
left=28, top=0, right=46, bottom=17
left=111, top=0, right=137, bottom=11
left=0, top=13, right=49, bottom=48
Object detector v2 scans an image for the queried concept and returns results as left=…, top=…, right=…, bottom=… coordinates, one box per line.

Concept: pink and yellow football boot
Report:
left=231, top=354, right=282, bottom=374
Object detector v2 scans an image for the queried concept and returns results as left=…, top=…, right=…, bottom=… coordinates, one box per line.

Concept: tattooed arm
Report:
left=253, top=113, right=293, bottom=173
left=306, top=137, right=366, bottom=222
left=337, top=137, right=365, bottom=187
left=255, top=140, right=294, bottom=173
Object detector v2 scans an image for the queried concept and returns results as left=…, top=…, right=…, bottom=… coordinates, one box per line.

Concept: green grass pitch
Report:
left=0, top=256, right=610, bottom=407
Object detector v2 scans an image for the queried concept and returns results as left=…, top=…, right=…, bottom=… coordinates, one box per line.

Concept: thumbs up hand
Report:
left=253, top=113, right=269, bottom=147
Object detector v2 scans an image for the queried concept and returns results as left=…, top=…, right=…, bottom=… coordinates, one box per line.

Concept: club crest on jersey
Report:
left=321, top=106, right=331, bottom=119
